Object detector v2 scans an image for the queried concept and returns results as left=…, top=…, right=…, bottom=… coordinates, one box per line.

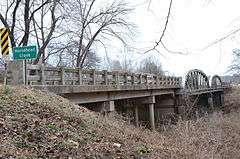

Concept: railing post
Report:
left=41, top=64, right=46, bottom=85
left=131, top=73, right=135, bottom=85
left=145, top=74, right=148, bottom=85
left=163, top=77, right=166, bottom=86
left=139, top=74, right=143, bottom=84
left=78, top=68, right=83, bottom=85
left=115, top=71, right=119, bottom=86
left=103, top=70, right=108, bottom=85
left=92, top=69, right=96, bottom=85
left=168, top=77, right=171, bottom=86
left=61, top=68, right=65, bottom=85
left=156, top=75, right=159, bottom=85
left=124, top=73, right=128, bottom=85
left=173, top=77, right=176, bottom=86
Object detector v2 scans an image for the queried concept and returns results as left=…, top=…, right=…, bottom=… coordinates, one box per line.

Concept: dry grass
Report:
left=0, top=85, right=240, bottom=158
left=163, top=111, right=240, bottom=159
left=224, top=85, right=240, bottom=113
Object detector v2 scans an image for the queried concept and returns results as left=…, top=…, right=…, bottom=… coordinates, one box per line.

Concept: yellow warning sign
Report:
left=0, top=28, right=10, bottom=56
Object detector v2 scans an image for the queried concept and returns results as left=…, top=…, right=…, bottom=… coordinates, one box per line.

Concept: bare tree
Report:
left=63, top=0, right=134, bottom=68
left=111, top=60, right=123, bottom=71
left=137, top=57, right=164, bottom=75
left=0, top=0, right=51, bottom=47
left=0, top=0, right=63, bottom=64
left=228, top=48, right=240, bottom=74
left=32, top=0, right=64, bottom=64
left=82, top=50, right=101, bottom=69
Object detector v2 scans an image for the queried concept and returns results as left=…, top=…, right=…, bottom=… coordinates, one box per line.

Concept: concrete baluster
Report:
left=145, top=74, right=148, bottom=85
left=155, top=75, right=159, bottom=85
left=92, top=69, right=96, bottom=85
left=78, top=68, right=83, bottom=85
left=131, top=73, right=135, bottom=85
left=103, top=70, right=108, bottom=85
left=41, top=64, right=46, bottom=85
left=115, top=71, right=119, bottom=86
left=61, top=68, right=65, bottom=85
left=124, top=73, right=128, bottom=85
left=139, top=74, right=143, bottom=84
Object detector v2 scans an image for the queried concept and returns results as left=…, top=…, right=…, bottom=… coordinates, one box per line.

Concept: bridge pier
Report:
left=140, top=96, right=156, bottom=131
left=154, top=95, right=176, bottom=124
left=83, top=101, right=116, bottom=115
left=208, top=94, right=214, bottom=109
left=211, top=92, right=225, bottom=108
left=134, top=105, right=139, bottom=127
left=102, top=100, right=115, bottom=113
left=149, top=103, right=155, bottom=131
left=220, top=94, right=225, bottom=107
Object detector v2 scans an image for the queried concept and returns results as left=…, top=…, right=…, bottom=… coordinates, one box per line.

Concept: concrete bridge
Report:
left=7, top=63, right=230, bottom=130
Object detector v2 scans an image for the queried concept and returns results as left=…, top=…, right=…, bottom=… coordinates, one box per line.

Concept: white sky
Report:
left=1, top=0, right=239, bottom=77
left=114, top=0, right=240, bottom=77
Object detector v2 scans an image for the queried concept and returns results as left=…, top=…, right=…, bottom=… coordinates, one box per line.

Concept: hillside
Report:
left=0, top=85, right=240, bottom=158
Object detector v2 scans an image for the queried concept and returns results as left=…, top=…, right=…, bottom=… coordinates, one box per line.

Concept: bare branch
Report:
left=202, top=28, right=240, bottom=50
left=144, top=0, right=173, bottom=54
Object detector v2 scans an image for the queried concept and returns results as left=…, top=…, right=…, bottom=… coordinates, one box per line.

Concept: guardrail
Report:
left=26, top=64, right=182, bottom=88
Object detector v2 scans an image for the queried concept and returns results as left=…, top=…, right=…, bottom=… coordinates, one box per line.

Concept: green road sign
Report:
left=13, top=46, right=37, bottom=60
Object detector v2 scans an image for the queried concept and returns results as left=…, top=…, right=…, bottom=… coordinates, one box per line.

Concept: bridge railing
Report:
left=26, top=64, right=182, bottom=88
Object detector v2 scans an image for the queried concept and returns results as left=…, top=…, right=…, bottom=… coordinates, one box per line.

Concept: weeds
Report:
left=0, top=85, right=12, bottom=95
left=0, top=85, right=240, bottom=158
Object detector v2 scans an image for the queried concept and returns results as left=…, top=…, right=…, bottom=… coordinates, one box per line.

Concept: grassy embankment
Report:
left=0, top=85, right=239, bottom=158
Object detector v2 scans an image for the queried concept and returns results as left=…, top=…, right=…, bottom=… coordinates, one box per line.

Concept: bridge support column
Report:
left=220, top=94, right=225, bottom=107
left=208, top=94, right=214, bottom=109
left=99, top=101, right=115, bottom=114
left=142, top=96, right=156, bottom=131
left=149, top=103, right=155, bottom=131
left=134, top=106, right=139, bottom=127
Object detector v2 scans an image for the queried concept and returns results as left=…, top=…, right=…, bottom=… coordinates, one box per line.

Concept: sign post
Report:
left=0, top=28, right=10, bottom=86
left=13, top=46, right=37, bottom=85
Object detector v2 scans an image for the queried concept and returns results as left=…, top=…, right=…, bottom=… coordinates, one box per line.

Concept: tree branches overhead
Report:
left=0, top=0, right=134, bottom=67
left=63, top=0, right=134, bottom=68
left=145, top=0, right=174, bottom=54
left=0, top=0, right=186, bottom=68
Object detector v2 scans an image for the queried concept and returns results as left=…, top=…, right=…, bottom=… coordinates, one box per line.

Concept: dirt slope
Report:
left=0, top=85, right=240, bottom=159
left=0, top=85, right=172, bottom=158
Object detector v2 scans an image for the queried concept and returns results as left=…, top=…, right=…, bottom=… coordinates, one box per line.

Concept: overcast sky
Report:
left=114, top=0, right=240, bottom=77
left=1, top=0, right=239, bottom=77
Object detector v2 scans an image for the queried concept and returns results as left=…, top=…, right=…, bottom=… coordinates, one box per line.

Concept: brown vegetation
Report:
left=0, top=86, right=240, bottom=158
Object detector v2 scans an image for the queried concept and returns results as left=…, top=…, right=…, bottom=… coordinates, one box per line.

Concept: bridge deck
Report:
left=177, top=87, right=228, bottom=95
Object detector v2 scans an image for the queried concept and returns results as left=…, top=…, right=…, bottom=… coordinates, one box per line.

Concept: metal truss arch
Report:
left=185, top=69, right=210, bottom=90
left=211, top=75, right=222, bottom=88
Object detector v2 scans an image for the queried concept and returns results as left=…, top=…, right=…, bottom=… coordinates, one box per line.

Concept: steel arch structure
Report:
left=185, top=69, right=210, bottom=90
left=211, top=75, right=222, bottom=88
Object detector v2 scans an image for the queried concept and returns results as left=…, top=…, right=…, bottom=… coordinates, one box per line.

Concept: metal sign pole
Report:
left=3, top=60, right=7, bottom=86
left=2, top=55, right=9, bottom=87
left=24, top=60, right=27, bottom=85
